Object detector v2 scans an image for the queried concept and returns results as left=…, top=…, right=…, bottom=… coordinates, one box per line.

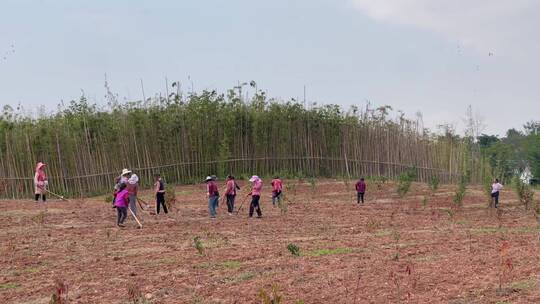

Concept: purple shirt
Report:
left=114, top=189, right=129, bottom=208
left=355, top=181, right=366, bottom=193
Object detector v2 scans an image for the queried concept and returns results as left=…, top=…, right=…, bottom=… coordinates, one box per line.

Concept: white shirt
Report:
left=492, top=183, right=503, bottom=193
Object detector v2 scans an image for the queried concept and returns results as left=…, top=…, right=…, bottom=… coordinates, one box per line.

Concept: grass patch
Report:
left=221, top=261, right=242, bottom=269
left=196, top=261, right=242, bottom=270
left=25, top=267, right=40, bottom=274
left=308, top=247, right=352, bottom=257
left=219, top=272, right=255, bottom=284
left=0, top=282, right=21, bottom=290
left=373, top=229, right=392, bottom=237
left=511, top=278, right=538, bottom=290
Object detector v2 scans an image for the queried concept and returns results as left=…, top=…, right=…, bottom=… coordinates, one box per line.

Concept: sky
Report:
left=1, top=0, right=539, bottom=136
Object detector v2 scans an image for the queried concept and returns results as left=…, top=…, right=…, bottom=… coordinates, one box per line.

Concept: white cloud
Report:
left=350, top=0, right=540, bottom=57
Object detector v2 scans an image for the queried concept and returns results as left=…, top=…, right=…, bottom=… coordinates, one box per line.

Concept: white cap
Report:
left=249, top=175, right=259, bottom=182
left=205, top=176, right=213, bottom=182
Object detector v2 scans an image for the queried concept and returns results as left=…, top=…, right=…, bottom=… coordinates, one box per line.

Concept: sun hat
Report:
left=249, top=175, right=259, bottom=182
left=205, top=176, right=213, bottom=182
left=121, top=168, right=132, bottom=176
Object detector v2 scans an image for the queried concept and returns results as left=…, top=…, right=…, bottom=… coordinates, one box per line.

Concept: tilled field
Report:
left=1, top=179, right=540, bottom=303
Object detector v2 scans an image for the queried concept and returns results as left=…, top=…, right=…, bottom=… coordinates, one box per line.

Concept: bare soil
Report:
left=1, top=179, right=540, bottom=303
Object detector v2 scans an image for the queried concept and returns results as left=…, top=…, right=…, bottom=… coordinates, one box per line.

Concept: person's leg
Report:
left=272, top=193, right=277, bottom=206
left=35, top=194, right=40, bottom=202
left=212, top=197, right=218, bottom=217
left=254, top=195, right=262, bottom=217
left=231, top=195, right=236, bottom=212
left=249, top=197, right=255, bottom=217
left=360, top=192, right=364, bottom=203
left=208, top=197, right=213, bottom=217
left=117, top=207, right=122, bottom=225
left=129, top=195, right=137, bottom=216
left=357, top=192, right=360, bottom=204
left=495, top=192, right=499, bottom=208
left=226, top=195, right=232, bottom=213
left=160, top=194, right=168, bottom=214
left=156, top=194, right=161, bottom=214
left=118, top=207, right=127, bottom=225
left=122, top=207, right=128, bottom=224
left=42, top=194, right=46, bottom=202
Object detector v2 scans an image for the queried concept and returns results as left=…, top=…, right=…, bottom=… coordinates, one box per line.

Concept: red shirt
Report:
left=207, top=181, right=219, bottom=197
left=355, top=181, right=366, bottom=193
left=126, top=182, right=138, bottom=195
left=271, top=179, right=283, bottom=193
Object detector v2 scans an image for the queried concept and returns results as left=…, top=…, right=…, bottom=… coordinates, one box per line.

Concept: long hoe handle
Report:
left=128, top=207, right=143, bottom=229
left=44, top=189, right=69, bottom=202
left=236, top=197, right=249, bottom=214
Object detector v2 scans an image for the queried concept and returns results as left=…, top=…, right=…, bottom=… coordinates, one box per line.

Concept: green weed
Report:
left=308, top=247, right=352, bottom=257
left=287, top=243, right=300, bottom=256
left=0, top=282, right=20, bottom=290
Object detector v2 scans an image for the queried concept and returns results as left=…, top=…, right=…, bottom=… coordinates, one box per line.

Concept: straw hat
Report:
left=249, top=175, right=259, bottom=182
left=121, top=168, right=132, bottom=176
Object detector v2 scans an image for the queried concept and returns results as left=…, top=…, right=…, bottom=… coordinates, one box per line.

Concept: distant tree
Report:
left=524, top=121, right=540, bottom=136
left=477, top=134, right=499, bottom=150
left=524, top=134, right=540, bottom=179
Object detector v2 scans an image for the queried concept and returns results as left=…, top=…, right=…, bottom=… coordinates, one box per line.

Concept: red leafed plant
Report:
left=49, top=278, right=68, bottom=304
left=498, top=241, right=514, bottom=292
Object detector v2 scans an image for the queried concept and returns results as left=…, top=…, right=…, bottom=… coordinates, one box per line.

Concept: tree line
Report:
left=478, top=121, right=540, bottom=184
left=0, top=85, right=485, bottom=198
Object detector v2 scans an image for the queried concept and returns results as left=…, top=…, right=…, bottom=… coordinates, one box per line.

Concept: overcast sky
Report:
left=1, top=0, right=539, bottom=136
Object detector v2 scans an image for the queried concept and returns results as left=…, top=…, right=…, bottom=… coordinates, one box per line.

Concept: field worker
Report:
left=270, top=176, right=283, bottom=206
left=491, top=178, right=503, bottom=208
left=120, top=168, right=131, bottom=184
left=154, top=174, right=168, bottom=215
left=112, top=176, right=121, bottom=207
left=34, top=162, right=48, bottom=203
left=247, top=175, right=263, bottom=218
left=127, top=172, right=139, bottom=216
left=206, top=175, right=219, bottom=219
left=224, top=175, right=240, bottom=215
left=211, top=175, right=218, bottom=207
left=355, top=177, right=367, bottom=204
left=114, top=183, right=129, bottom=227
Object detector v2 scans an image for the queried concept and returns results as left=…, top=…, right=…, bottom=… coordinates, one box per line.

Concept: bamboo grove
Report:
left=0, top=87, right=488, bottom=198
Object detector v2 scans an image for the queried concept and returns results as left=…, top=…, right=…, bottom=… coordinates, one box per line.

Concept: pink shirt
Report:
left=251, top=179, right=263, bottom=196
left=114, top=189, right=129, bottom=208
left=492, top=183, right=503, bottom=193
left=225, top=179, right=236, bottom=196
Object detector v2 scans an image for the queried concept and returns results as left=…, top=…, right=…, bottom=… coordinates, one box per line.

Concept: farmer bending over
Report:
left=34, top=162, right=48, bottom=203
left=271, top=176, right=283, bottom=206
left=114, top=183, right=129, bottom=227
